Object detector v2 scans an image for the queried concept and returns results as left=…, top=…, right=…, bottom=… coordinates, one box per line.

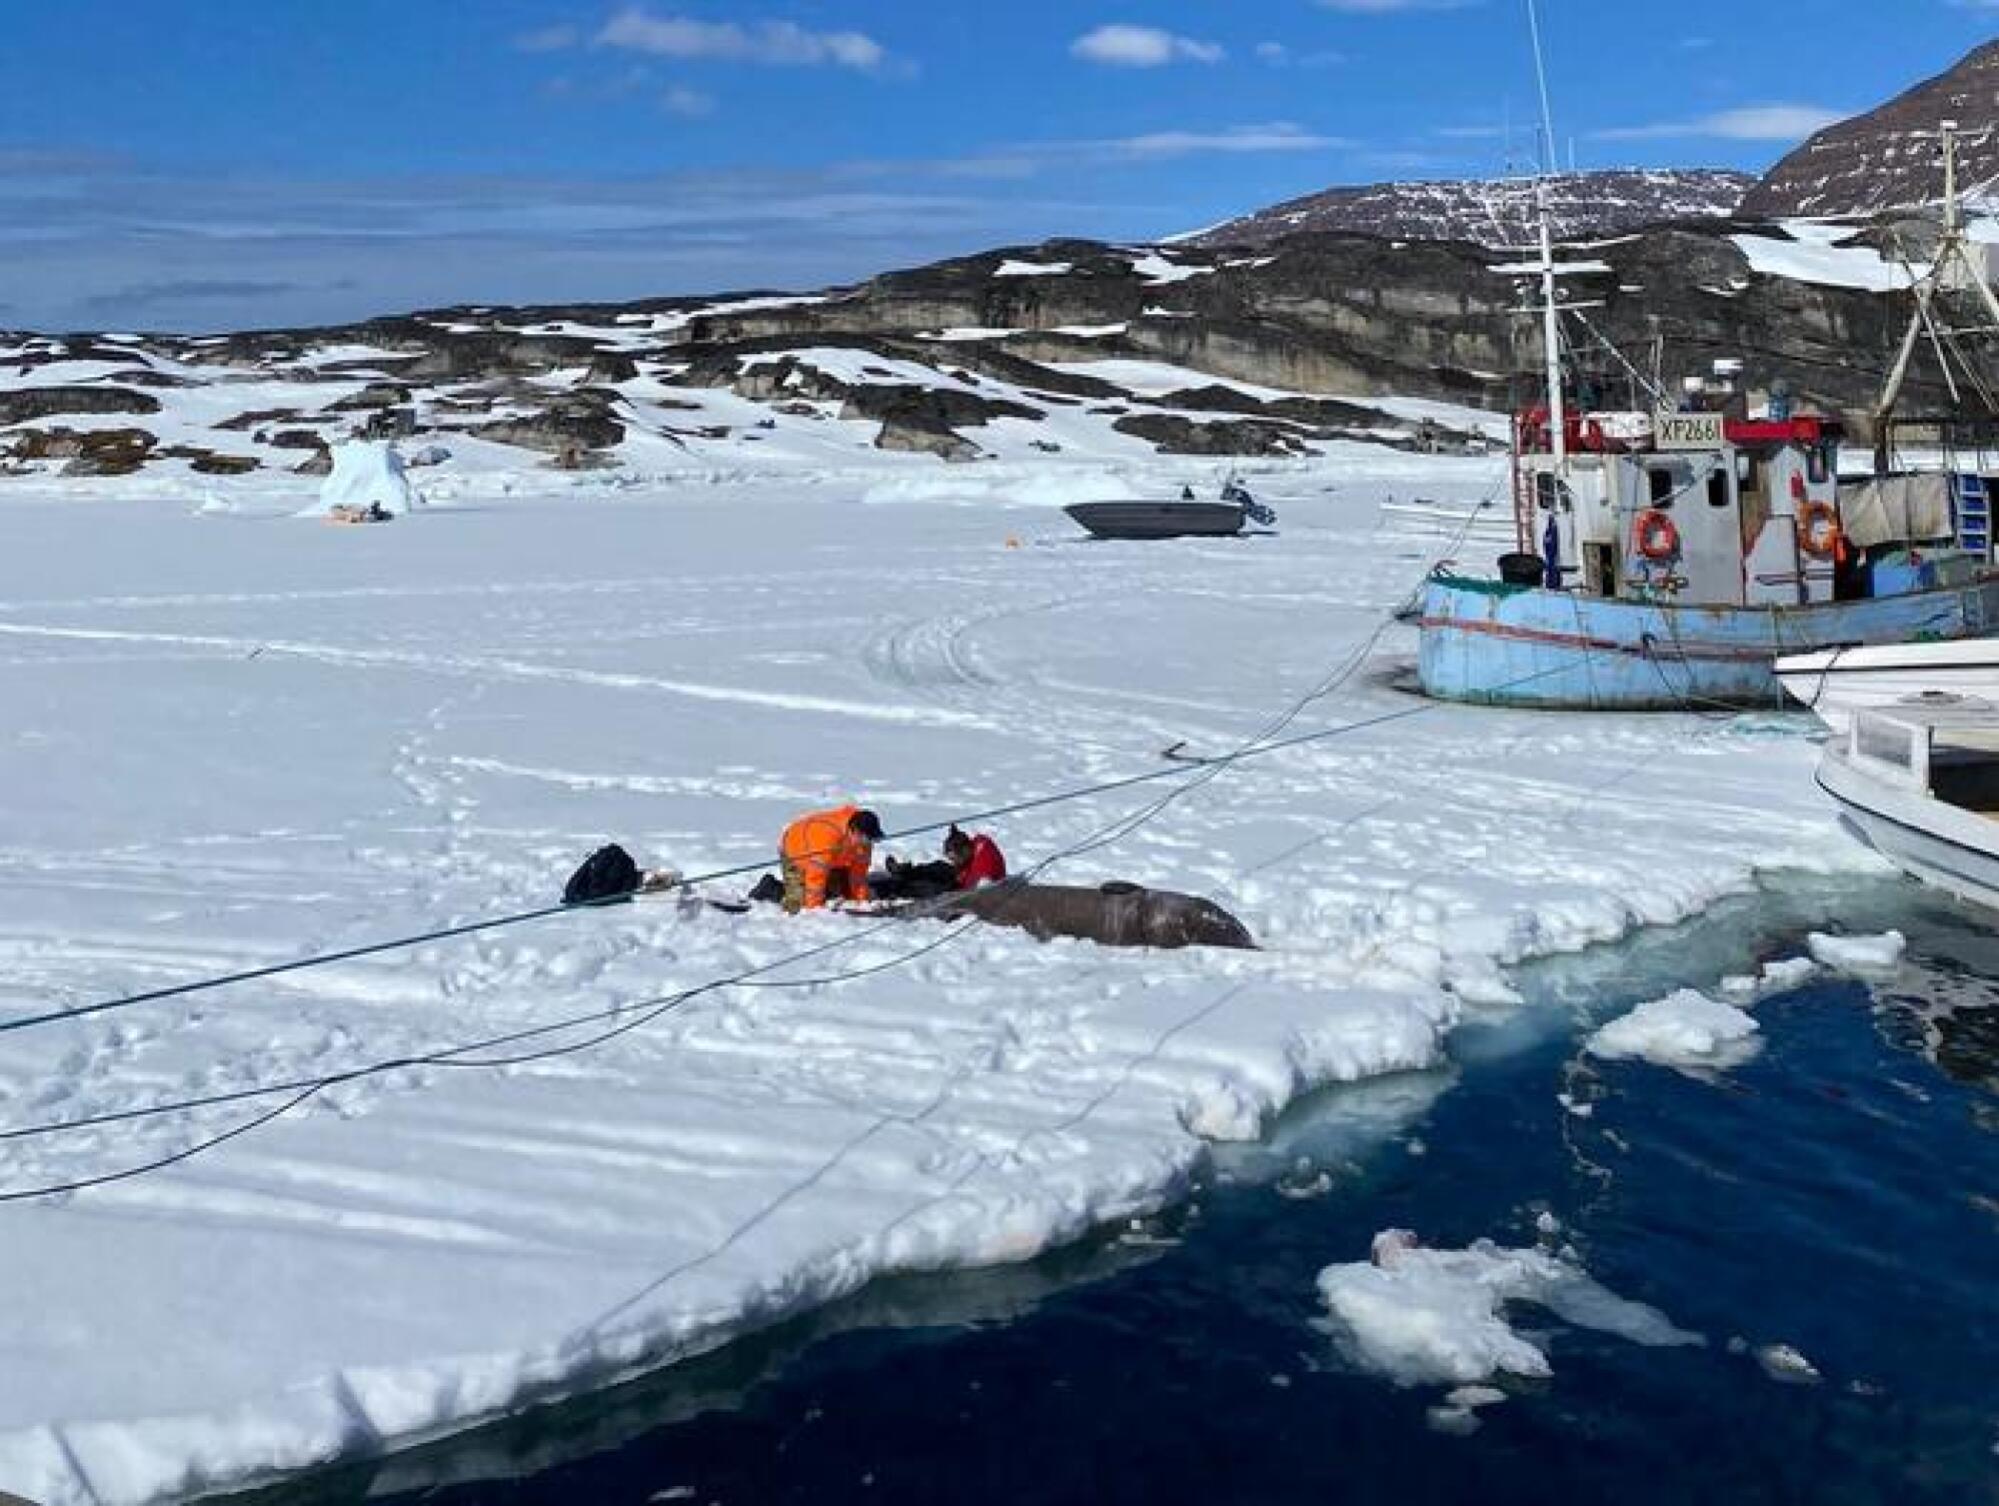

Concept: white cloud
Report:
left=1255, top=40, right=1346, bottom=67
left=662, top=86, right=716, bottom=118
left=596, top=8, right=890, bottom=72
left=515, top=24, right=581, bottom=53
left=1593, top=103, right=1847, bottom=142
left=1070, top=24, right=1224, bottom=68
left=1106, top=124, right=1345, bottom=158
left=1315, top=0, right=1480, bottom=11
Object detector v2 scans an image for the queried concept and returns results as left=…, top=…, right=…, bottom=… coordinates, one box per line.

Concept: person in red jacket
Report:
left=944, top=825, right=1007, bottom=889
left=879, top=824, right=1008, bottom=901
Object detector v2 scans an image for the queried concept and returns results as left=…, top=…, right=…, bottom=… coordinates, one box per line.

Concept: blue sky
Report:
left=4, top=0, right=1993, bottom=331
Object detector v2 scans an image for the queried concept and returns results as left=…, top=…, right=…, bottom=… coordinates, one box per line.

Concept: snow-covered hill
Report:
left=1, top=213, right=1968, bottom=493
left=1180, top=169, right=1753, bottom=251
left=1742, top=40, right=1999, bottom=219
left=0, top=246, right=1502, bottom=495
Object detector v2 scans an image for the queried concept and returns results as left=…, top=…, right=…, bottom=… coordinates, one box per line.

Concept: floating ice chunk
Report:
left=1807, top=930, right=1906, bottom=974
left=1754, top=1342, right=1821, bottom=1385
left=1584, top=990, right=1761, bottom=1072
left=1316, top=1229, right=1700, bottom=1390
left=1428, top=1380, right=1511, bottom=1432
left=1716, top=955, right=1818, bottom=1002
left=1426, top=1401, right=1482, bottom=1435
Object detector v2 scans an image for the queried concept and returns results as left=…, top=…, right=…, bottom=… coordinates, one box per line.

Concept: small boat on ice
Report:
left=1776, top=636, right=1999, bottom=735
left=1065, top=480, right=1275, bottom=541
left=1816, top=702, right=1999, bottom=912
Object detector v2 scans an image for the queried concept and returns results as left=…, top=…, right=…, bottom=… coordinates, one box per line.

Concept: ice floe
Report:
left=1807, top=930, right=1907, bottom=974
left=1585, top=989, right=1762, bottom=1072
left=1316, top=1229, right=1702, bottom=1393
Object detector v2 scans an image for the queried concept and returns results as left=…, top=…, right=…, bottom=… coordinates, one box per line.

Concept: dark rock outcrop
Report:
left=157, top=446, right=260, bottom=474
left=0, top=385, right=160, bottom=424
left=474, top=390, right=625, bottom=453
left=326, top=381, right=412, bottom=412
left=1112, top=413, right=1314, bottom=457
left=841, top=384, right=1042, bottom=462
left=584, top=351, right=640, bottom=384
left=215, top=407, right=305, bottom=431
left=838, top=384, right=1041, bottom=428
left=359, top=407, right=418, bottom=440
left=58, top=428, right=156, bottom=476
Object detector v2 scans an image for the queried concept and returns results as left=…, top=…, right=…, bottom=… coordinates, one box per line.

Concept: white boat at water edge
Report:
left=1816, top=702, right=1999, bottom=912
left=1776, top=636, right=1999, bottom=734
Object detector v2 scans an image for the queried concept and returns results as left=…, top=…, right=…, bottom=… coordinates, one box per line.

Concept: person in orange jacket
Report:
left=779, top=804, right=885, bottom=912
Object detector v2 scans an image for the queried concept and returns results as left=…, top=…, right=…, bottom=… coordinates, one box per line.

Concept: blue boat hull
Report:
left=1416, top=575, right=1999, bottom=710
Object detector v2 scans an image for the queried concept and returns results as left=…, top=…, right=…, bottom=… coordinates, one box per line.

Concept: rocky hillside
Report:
left=1743, top=41, right=1999, bottom=218
left=1184, top=169, right=1753, bottom=251
left=0, top=221, right=1963, bottom=485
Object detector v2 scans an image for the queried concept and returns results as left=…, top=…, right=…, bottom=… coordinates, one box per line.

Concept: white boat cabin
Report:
left=1515, top=406, right=1844, bottom=608
left=1817, top=702, right=1999, bottom=913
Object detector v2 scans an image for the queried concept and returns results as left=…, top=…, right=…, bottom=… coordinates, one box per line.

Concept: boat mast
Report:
left=1527, top=0, right=1566, bottom=470
left=1873, top=120, right=1999, bottom=472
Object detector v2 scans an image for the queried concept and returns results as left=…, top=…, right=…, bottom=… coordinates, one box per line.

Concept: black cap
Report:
left=851, top=809, right=885, bottom=842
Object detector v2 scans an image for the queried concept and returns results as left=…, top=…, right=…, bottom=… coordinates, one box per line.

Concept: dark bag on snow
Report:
left=563, top=843, right=640, bottom=905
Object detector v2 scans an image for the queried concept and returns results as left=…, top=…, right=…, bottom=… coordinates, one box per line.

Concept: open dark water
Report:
left=252, top=880, right=1998, bottom=1506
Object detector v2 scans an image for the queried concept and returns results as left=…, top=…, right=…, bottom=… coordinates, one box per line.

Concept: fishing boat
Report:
left=1816, top=701, right=1999, bottom=911
left=1065, top=480, right=1275, bottom=541
left=1776, top=635, right=1999, bottom=735
left=1417, top=123, right=1999, bottom=711
left=1417, top=407, right=1999, bottom=709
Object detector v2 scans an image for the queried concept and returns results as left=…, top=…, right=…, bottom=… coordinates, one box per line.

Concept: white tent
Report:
left=297, top=442, right=420, bottom=519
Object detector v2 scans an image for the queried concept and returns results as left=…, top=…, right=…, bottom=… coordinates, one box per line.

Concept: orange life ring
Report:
left=1797, top=500, right=1841, bottom=558
left=1635, top=509, right=1680, bottom=562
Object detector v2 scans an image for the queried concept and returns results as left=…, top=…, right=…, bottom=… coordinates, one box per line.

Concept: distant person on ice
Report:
left=779, top=804, right=885, bottom=912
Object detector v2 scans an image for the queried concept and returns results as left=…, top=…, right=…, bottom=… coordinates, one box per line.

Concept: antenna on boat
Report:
left=1526, top=0, right=1558, bottom=178
left=1874, top=119, right=1999, bottom=473
left=1525, top=0, right=1567, bottom=470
